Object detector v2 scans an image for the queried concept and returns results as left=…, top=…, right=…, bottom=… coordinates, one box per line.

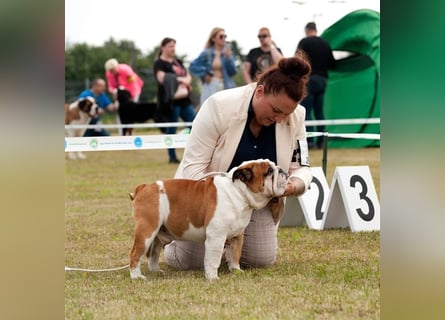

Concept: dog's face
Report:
left=65, top=97, right=98, bottom=125
left=230, top=159, right=288, bottom=208
left=76, top=96, right=99, bottom=117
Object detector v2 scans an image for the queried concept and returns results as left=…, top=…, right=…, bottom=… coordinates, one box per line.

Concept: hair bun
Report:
left=278, top=55, right=311, bottom=78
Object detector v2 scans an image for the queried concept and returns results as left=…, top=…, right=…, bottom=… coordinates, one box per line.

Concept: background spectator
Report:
left=189, top=27, right=237, bottom=106
left=104, top=58, right=144, bottom=102
left=242, top=27, right=283, bottom=84
left=105, top=58, right=144, bottom=135
left=78, top=78, right=117, bottom=136
left=154, top=37, right=196, bottom=164
left=295, top=22, right=335, bottom=149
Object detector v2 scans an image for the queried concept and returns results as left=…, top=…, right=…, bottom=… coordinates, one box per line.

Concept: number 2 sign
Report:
left=322, top=166, right=380, bottom=232
left=280, top=167, right=329, bottom=230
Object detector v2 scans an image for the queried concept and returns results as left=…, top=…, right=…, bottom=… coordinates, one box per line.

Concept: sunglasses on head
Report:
left=218, top=34, right=227, bottom=39
left=258, top=34, right=268, bottom=39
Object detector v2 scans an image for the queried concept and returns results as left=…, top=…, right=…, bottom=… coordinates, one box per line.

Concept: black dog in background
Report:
left=117, top=89, right=157, bottom=136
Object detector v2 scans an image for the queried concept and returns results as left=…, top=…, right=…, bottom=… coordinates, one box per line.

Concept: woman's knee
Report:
left=163, top=241, right=205, bottom=270
left=239, top=208, right=279, bottom=268
left=240, top=243, right=278, bottom=268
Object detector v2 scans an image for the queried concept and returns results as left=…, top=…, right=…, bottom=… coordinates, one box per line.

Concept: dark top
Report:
left=228, top=99, right=277, bottom=171
left=245, top=47, right=283, bottom=81
left=297, top=36, right=335, bottom=78
left=153, top=58, right=191, bottom=107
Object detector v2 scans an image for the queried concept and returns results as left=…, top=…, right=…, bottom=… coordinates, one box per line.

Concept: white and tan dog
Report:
left=129, top=159, right=288, bottom=280
left=65, top=96, right=99, bottom=160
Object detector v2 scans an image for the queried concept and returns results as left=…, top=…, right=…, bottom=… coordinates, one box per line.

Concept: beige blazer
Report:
left=175, top=83, right=312, bottom=191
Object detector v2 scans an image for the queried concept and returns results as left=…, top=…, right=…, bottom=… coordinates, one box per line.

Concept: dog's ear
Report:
left=232, top=168, right=253, bottom=182
left=77, top=99, right=88, bottom=111
left=68, top=100, right=79, bottom=111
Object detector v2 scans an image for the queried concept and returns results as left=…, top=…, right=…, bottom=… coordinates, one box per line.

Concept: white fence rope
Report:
left=65, top=122, right=191, bottom=130
left=307, top=132, right=380, bottom=140
left=65, top=118, right=380, bottom=130
left=306, top=118, right=380, bottom=126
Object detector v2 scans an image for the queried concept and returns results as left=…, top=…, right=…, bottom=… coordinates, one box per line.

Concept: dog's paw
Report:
left=130, top=274, right=146, bottom=280
left=204, top=270, right=219, bottom=281
left=129, top=269, right=146, bottom=280
left=227, top=261, right=241, bottom=272
left=231, top=268, right=244, bottom=275
left=148, top=265, right=163, bottom=272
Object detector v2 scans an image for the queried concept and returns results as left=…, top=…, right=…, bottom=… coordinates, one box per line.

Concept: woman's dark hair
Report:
left=256, top=54, right=311, bottom=103
left=157, top=37, right=176, bottom=57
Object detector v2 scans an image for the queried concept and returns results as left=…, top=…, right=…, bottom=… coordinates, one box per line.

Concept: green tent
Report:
left=321, top=9, right=380, bottom=148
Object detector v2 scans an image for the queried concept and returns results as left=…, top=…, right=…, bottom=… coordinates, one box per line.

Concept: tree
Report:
left=65, top=38, right=149, bottom=101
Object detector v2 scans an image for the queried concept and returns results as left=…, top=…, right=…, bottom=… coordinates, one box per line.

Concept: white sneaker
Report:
left=67, top=152, right=77, bottom=160
left=77, top=152, right=87, bottom=159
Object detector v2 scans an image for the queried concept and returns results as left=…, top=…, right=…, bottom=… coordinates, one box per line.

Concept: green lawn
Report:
left=65, top=147, right=380, bottom=319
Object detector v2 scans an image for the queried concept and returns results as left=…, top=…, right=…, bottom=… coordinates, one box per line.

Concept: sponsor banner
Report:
left=65, top=134, right=189, bottom=152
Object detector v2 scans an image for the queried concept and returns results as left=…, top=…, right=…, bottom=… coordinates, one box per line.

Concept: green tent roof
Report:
left=320, top=9, right=380, bottom=148
left=322, top=9, right=380, bottom=72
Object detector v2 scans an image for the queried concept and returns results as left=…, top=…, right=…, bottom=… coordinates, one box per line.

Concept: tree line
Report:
left=65, top=37, right=245, bottom=104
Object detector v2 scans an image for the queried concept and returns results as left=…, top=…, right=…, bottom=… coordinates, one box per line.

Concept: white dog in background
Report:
left=65, top=96, right=98, bottom=160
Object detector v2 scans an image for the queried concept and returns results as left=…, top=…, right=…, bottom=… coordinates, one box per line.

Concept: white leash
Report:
left=65, top=264, right=129, bottom=272
left=201, top=171, right=230, bottom=179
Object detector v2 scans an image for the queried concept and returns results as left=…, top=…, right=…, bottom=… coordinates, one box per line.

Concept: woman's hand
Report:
left=282, top=177, right=306, bottom=197
left=204, top=73, right=212, bottom=84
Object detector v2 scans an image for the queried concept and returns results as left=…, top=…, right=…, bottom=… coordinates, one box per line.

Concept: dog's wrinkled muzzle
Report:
left=279, top=168, right=289, bottom=179
left=272, top=166, right=289, bottom=196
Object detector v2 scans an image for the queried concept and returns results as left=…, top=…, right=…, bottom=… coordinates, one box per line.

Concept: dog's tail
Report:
left=129, top=184, right=146, bottom=201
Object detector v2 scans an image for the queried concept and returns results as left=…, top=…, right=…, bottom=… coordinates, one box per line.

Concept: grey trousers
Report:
left=163, top=207, right=279, bottom=270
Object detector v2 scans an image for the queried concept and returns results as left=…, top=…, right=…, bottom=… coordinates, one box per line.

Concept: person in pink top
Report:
left=104, top=58, right=144, bottom=135
left=104, top=58, right=144, bottom=102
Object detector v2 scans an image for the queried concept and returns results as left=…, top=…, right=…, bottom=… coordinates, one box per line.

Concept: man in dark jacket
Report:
left=296, top=22, right=335, bottom=149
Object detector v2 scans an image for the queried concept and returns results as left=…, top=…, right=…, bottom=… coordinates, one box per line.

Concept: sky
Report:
left=65, top=0, right=380, bottom=61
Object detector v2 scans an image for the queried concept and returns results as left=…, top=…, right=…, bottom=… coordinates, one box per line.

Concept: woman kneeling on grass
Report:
left=163, top=55, right=313, bottom=269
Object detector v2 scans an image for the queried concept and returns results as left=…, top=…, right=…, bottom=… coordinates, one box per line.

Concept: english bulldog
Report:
left=129, top=159, right=288, bottom=281
left=65, top=96, right=99, bottom=160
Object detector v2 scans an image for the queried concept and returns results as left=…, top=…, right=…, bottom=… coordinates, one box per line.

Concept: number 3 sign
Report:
left=280, top=166, right=380, bottom=232
left=322, top=166, right=380, bottom=232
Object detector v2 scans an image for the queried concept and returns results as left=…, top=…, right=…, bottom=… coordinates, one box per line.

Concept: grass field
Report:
left=65, top=147, right=380, bottom=319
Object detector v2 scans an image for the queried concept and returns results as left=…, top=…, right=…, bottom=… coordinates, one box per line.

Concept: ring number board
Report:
left=280, top=166, right=380, bottom=232
left=281, top=167, right=329, bottom=230
left=322, top=166, right=380, bottom=232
